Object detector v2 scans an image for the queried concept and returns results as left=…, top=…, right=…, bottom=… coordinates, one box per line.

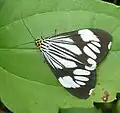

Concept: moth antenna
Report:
left=21, top=13, right=36, bottom=40
left=10, top=41, right=35, bottom=49
left=41, top=36, right=44, bottom=40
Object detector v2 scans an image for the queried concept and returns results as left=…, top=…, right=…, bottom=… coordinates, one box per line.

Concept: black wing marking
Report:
left=49, top=28, right=112, bottom=64
left=89, top=28, right=112, bottom=64
left=40, top=28, right=112, bottom=99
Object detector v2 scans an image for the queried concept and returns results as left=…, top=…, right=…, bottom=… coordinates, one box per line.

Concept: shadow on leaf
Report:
left=0, top=99, right=13, bottom=113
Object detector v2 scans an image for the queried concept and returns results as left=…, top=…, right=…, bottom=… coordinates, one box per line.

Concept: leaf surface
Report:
left=0, top=0, right=120, bottom=113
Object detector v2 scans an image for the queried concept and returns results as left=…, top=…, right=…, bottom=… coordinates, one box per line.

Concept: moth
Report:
left=22, top=18, right=112, bottom=99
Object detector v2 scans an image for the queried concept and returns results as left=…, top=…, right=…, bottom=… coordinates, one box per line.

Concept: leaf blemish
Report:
left=101, top=89, right=109, bottom=102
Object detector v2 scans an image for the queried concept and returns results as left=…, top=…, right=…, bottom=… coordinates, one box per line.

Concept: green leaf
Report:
left=0, top=0, right=120, bottom=113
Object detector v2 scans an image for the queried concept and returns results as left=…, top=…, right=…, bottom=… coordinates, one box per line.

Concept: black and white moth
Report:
left=22, top=18, right=112, bottom=99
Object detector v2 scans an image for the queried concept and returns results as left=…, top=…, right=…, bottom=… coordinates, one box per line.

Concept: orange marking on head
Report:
left=35, top=39, right=43, bottom=48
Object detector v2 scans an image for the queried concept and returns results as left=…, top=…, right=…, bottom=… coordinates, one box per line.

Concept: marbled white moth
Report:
left=22, top=18, right=112, bottom=99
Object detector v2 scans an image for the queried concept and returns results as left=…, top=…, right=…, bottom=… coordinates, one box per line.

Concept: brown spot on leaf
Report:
left=101, top=89, right=109, bottom=102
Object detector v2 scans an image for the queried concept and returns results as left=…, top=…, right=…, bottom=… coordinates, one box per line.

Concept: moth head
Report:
left=35, top=39, right=43, bottom=48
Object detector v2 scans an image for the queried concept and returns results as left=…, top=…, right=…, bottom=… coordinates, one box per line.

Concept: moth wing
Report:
left=41, top=28, right=112, bottom=99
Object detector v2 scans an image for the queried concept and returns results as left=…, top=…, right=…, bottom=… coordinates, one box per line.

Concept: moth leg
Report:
left=41, top=36, right=44, bottom=40
left=54, top=29, right=57, bottom=36
left=43, top=59, right=46, bottom=63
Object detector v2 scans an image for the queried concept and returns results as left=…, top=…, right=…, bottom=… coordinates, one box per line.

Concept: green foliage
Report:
left=0, top=0, right=120, bottom=113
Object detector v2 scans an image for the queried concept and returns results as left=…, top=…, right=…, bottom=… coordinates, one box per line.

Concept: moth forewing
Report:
left=37, top=28, right=112, bottom=99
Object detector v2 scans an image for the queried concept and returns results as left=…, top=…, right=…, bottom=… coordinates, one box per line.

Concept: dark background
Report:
left=103, top=0, right=120, bottom=5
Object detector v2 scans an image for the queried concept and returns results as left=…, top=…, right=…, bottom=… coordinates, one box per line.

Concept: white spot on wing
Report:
left=85, top=58, right=96, bottom=70
left=58, top=77, right=71, bottom=88
left=91, top=41, right=101, bottom=47
left=83, top=46, right=97, bottom=59
left=50, top=35, right=67, bottom=40
left=75, top=80, right=86, bottom=85
left=54, top=43, right=82, bottom=55
left=89, top=89, right=94, bottom=95
left=108, top=42, right=112, bottom=49
left=51, top=38, right=74, bottom=43
left=73, top=69, right=90, bottom=75
left=74, top=76, right=89, bottom=81
left=63, top=38, right=74, bottom=42
left=58, top=76, right=80, bottom=88
left=78, top=29, right=100, bottom=42
left=49, top=52, right=77, bottom=68
left=87, top=43, right=100, bottom=53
